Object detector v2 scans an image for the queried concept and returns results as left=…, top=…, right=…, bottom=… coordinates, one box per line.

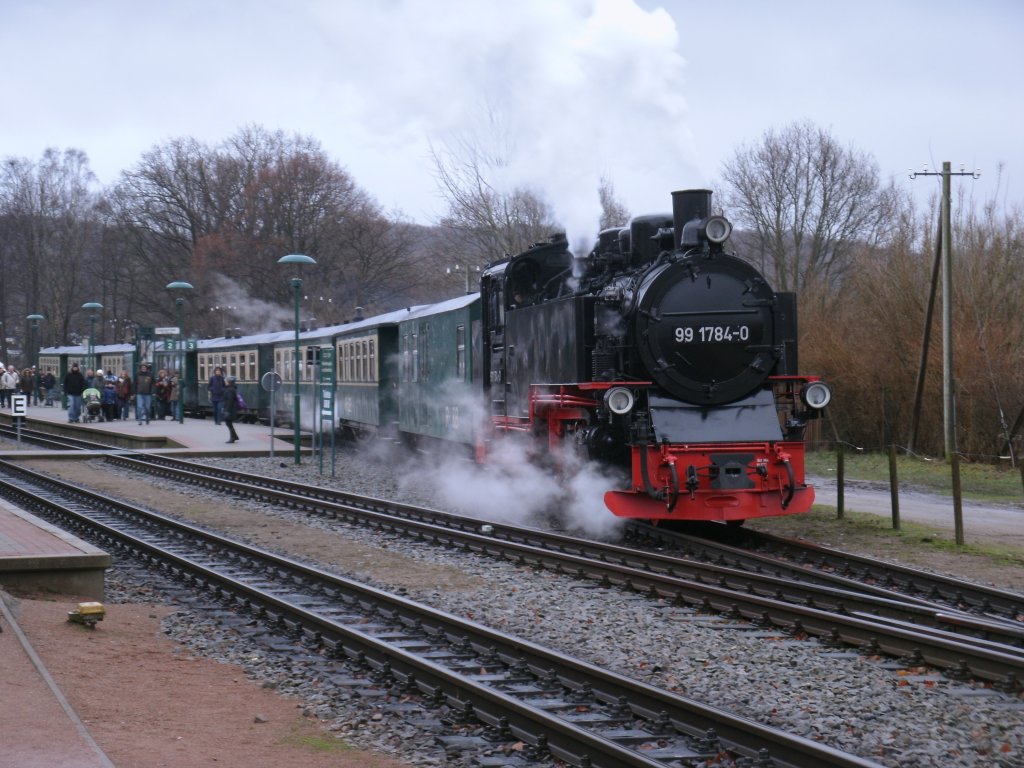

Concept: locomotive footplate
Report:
left=605, top=441, right=814, bottom=522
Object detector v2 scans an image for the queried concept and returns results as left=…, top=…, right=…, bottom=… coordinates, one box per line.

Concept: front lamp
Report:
left=801, top=381, right=832, bottom=410
left=703, top=216, right=732, bottom=244
left=604, top=386, right=635, bottom=415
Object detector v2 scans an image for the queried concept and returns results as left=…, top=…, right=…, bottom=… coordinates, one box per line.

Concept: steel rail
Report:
left=78, top=455, right=1024, bottom=684
left=0, top=460, right=884, bottom=768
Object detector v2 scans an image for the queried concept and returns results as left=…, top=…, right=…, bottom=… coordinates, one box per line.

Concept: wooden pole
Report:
left=888, top=444, right=900, bottom=530
left=908, top=224, right=942, bottom=455
left=836, top=443, right=845, bottom=519
left=951, top=452, right=965, bottom=545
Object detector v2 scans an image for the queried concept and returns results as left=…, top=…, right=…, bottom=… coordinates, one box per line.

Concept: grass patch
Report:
left=806, top=450, right=1024, bottom=504
left=280, top=720, right=355, bottom=753
left=746, top=506, right=1024, bottom=568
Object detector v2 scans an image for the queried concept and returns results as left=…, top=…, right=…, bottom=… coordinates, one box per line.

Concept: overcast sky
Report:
left=2, top=0, right=1020, bottom=240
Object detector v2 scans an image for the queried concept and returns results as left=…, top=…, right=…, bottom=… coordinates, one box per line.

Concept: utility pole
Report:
left=909, top=162, right=979, bottom=461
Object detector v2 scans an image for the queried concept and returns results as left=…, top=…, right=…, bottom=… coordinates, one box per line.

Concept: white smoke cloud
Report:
left=208, top=274, right=294, bottom=335
left=312, top=0, right=699, bottom=250
left=388, top=379, right=628, bottom=538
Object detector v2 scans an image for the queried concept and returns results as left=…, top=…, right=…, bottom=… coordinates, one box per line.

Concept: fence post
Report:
left=951, top=452, right=965, bottom=545
left=888, top=443, right=900, bottom=530
left=836, top=442, right=845, bottom=519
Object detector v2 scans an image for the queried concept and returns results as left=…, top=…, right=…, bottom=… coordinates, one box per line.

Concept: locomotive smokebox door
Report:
left=633, top=254, right=778, bottom=405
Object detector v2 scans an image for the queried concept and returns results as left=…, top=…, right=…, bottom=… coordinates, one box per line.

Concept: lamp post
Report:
left=26, top=314, right=44, bottom=370
left=278, top=254, right=317, bottom=464
left=166, top=281, right=193, bottom=424
left=81, top=302, right=103, bottom=372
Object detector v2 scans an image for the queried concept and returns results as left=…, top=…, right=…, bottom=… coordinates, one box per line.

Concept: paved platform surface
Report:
left=0, top=400, right=311, bottom=595
left=1, top=398, right=307, bottom=456
left=0, top=402, right=311, bottom=767
left=0, top=592, right=117, bottom=768
left=0, top=498, right=111, bottom=599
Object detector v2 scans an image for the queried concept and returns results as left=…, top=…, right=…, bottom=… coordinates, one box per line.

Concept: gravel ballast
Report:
left=32, top=451, right=1024, bottom=767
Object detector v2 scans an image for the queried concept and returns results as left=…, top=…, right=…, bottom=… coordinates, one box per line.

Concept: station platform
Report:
left=0, top=400, right=317, bottom=596
left=0, top=499, right=111, bottom=600
left=0, top=397, right=310, bottom=457
left=0, top=404, right=320, bottom=767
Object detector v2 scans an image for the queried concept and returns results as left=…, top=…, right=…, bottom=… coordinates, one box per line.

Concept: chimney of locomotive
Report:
left=671, top=189, right=713, bottom=249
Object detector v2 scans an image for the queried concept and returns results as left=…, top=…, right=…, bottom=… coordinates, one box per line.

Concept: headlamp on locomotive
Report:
left=482, top=188, right=830, bottom=523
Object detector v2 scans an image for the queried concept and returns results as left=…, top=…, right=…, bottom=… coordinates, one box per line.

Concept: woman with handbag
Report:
left=223, top=375, right=240, bottom=443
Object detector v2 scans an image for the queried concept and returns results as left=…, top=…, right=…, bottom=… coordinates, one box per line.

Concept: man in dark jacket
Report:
left=41, top=368, right=56, bottom=406
left=63, top=363, right=87, bottom=423
left=207, top=366, right=226, bottom=425
left=223, top=375, right=240, bottom=443
left=134, top=363, right=155, bottom=424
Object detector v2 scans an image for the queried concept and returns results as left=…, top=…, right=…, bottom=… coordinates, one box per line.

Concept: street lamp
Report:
left=166, top=281, right=194, bottom=423
left=278, top=253, right=317, bottom=464
left=81, top=302, right=103, bottom=371
left=447, top=264, right=481, bottom=294
left=26, top=314, right=44, bottom=369
left=209, top=305, right=237, bottom=337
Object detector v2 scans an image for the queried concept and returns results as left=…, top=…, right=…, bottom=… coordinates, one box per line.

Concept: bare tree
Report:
left=0, top=149, right=102, bottom=354
left=720, top=120, right=895, bottom=293
left=598, top=176, right=630, bottom=230
left=430, top=135, right=558, bottom=264
left=112, top=125, right=415, bottom=334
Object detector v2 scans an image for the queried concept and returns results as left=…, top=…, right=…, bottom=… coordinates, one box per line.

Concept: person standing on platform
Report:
left=223, top=375, right=240, bottom=443
left=1, top=365, right=18, bottom=407
left=63, top=363, right=86, bottom=423
left=101, top=378, right=118, bottom=421
left=168, top=370, right=180, bottom=421
left=154, top=369, right=171, bottom=420
left=41, top=368, right=56, bottom=406
left=116, top=370, right=132, bottom=420
left=135, top=363, right=154, bottom=424
left=207, top=366, right=226, bottom=425
left=19, top=368, right=34, bottom=402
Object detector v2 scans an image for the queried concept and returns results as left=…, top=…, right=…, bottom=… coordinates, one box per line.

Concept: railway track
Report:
left=0, top=421, right=122, bottom=451
left=0, top=458, right=883, bottom=768
left=627, top=521, right=1024, bottom=625
left=27, top=452, right=1020, bottom=689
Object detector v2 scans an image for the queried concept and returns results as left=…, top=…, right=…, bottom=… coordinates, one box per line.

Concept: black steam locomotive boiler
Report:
left=480, top=188, right=831, bottom=522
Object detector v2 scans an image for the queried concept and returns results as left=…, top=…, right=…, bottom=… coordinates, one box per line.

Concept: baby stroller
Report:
left=82, top=387, right=102, bottom=422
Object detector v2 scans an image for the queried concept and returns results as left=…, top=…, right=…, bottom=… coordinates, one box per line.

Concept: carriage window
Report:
left=305, top=346, right=320, bottom=381
left=369, top=338, right=377, bottom=382
left=456, top=325, right=466, bottom=380
left=401, top=334, right=408, bottom=382
left=422, top=325, right=430, bottom=379
left=248, top=352, right=256, bottom=382
left=411, top=333, right=418, bottom=382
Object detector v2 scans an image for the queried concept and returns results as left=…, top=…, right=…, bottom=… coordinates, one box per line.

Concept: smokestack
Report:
left=671, top=189, right=712, bottom=249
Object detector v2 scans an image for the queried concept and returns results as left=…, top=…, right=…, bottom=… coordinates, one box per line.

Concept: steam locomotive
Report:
left=480, top=188, right=830, bottom=521
left=40, top=187, right=829, bottom=524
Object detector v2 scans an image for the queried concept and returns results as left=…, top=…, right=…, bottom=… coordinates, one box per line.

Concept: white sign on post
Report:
left=154, top=326, right=180, bottom=336
left=11, top=394, right=28, bottom=417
